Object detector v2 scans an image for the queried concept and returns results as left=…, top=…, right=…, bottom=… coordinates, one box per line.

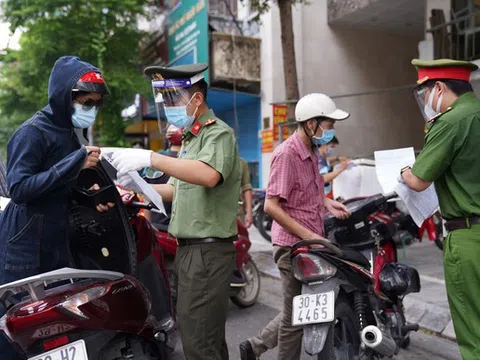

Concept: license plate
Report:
left=292, top=291, right=335, bottom=326
left=28, top=340, right=88, bottom=360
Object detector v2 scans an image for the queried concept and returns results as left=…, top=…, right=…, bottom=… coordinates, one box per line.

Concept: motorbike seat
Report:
left=312, top=247, right=371, bottom=270
left=339, top=248, right=371, bottom=270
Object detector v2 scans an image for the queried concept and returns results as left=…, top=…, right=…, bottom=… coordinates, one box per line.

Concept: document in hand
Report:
left=394, top=182, right=439, bottom=227
left=102, top=151, right=167, bottom=215
left=374, top=147, right=439, bottom=227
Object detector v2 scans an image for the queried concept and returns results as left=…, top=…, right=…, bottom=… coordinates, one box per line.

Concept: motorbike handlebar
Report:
left=129, top=201, right=155, bottom=210
left=383, top=192, right=398, bottom=201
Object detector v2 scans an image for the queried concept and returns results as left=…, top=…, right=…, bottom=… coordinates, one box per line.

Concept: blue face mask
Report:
left=325, top=148, right=334, bottom=157
left=312, top=126, right=335, bottom=146
left=72, top=103, right=98, bottom=128
left=164, top=94, right=198, bottom=129
left=164, top=106, right=195, bottom=128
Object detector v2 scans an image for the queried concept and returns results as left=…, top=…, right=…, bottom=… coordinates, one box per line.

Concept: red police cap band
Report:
left=417, top=67, right=472, bottom=83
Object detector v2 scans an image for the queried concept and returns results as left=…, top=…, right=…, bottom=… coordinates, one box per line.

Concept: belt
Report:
left=176, top=235, right=238, bottom=247
left=444, top=216, right=480, bottom=232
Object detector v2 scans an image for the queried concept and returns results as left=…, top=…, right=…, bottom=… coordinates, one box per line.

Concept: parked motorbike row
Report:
left=0, top=160, right=433, bottom=360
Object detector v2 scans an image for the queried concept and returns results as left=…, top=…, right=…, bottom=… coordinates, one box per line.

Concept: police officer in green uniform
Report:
left=400, top=59, right=480, bottom=360
left=112, top=64, right=241, bottom=360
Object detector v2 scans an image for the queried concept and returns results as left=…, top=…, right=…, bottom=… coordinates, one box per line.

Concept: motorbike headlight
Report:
left=292, top=253, right=337, bottom=283
left=60, top=286, right=107, bottom=319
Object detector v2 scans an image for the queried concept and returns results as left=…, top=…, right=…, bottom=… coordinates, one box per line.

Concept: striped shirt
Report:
left=266, top=131, right=325, bottom=247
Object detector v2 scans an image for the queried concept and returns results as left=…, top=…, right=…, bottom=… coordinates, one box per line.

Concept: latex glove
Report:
left=117, top=173, right=143, bottom=194
left=112, top=149, right=153, bottom=176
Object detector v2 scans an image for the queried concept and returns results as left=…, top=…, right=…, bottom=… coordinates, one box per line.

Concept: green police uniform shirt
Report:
left=412, top=92, right=480, bottom=219
left=168, top=109, right=241, bottom=238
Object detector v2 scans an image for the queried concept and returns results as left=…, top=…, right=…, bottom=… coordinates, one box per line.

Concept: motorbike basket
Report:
left=379, top=262, right=421, bottom=296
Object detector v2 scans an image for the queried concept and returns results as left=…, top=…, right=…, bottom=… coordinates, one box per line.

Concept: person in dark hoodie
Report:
left=0, top=56, right=112, bottom=359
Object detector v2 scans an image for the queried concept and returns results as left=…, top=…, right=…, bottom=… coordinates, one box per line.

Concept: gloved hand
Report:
left=117, top=173, right=143, bottom=194
left=112, top=149, right=153, bottom=176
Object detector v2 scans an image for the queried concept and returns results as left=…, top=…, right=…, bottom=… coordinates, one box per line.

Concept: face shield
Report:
left=413, top=84, right=443, bottom=123
left=152, top=78, right=197, bottom=134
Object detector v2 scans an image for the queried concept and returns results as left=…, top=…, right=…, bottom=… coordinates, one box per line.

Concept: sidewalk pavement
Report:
left=247, top=227, right=457, bottom=341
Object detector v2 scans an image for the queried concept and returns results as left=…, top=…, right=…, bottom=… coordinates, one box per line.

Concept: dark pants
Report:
left=175, top=242, right=235, bottom=360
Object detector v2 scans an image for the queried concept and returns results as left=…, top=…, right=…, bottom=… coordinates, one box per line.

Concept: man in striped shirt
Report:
left=240, top=93, right=351, bottom=360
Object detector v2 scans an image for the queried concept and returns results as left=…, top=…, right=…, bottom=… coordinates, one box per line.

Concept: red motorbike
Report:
left=118, top=189, right=261, bottom=309
left=0, top=163, right=175, bottom=360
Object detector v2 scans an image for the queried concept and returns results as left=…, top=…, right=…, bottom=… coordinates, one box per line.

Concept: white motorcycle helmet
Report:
left=295, top=93, right=350, bottom=122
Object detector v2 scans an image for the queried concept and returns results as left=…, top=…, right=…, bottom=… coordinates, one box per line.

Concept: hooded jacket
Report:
left=0, top=56, right=103, bottom=281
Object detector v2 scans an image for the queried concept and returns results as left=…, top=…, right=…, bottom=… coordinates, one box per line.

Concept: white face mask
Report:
left=423, top=87, right=444, bottom=120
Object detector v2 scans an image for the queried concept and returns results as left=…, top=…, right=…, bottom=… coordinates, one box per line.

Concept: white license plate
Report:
left=292, top=291, right=335, bottom=326
left=28, top=340, right=88, bottom=360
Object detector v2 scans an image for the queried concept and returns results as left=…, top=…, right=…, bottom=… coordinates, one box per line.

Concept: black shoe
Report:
left=239, top=340, right=256, bottom=360
left=231, top=269, right=247, bottom=287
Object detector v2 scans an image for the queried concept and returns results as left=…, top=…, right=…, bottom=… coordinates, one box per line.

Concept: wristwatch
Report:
left=398, top=166, right=411, bottom=184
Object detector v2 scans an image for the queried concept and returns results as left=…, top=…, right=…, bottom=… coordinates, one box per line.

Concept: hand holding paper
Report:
left=374, top=147, right=439, bottom=227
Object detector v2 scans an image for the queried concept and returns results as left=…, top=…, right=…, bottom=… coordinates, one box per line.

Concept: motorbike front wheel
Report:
left=257, top=211, right=272, bottom=242
left=230, top=260, right=261, bottom=308
left=317, top=295, right=362, bottom=360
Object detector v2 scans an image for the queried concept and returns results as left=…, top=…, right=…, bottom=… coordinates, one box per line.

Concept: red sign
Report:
left=273, top=104, right=289, bottom=141
left=261, top=130, right=274, bottom=153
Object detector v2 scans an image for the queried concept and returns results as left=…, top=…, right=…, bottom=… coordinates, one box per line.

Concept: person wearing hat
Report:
left=0, top=56, right=113, bottom=359
left=112, top=64, right=240, bottom=360
left=401, top=59, right=480, bottom=360
left=239, top=93, right=351, bottom=360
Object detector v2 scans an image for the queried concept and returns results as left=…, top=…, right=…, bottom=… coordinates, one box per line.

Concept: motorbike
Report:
left=252, top=188, right=272, bottom=242
left=335, top=196, right=444, bottom=251
left=291, top=193, right=421, bottom=359
left=0, top=161, right=175, bottom=360
left=132, top=198, right=262, bottom=309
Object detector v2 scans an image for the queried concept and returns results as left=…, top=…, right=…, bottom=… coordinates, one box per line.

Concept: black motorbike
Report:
left=291, top=193, right=421, bottom=359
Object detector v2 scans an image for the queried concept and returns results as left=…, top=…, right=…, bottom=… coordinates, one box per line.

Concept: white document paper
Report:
left=374, top=147, right=439, bottom=227
left=374, top=147, right=416, bottom=194
left=102, top=152, right=167, bottom=215
left=394, top=182, right=439, bottom=227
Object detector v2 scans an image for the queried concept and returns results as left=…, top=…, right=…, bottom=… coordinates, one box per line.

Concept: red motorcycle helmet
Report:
left=166, top=125, right=183, bottom=146
left=72, top=71, right=110, bottom=94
